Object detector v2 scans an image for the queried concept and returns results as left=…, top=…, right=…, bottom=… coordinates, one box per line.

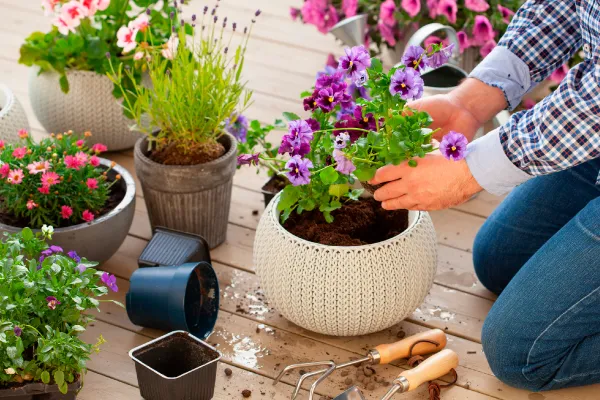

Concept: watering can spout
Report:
left=329, top=14, right=368, bottom=47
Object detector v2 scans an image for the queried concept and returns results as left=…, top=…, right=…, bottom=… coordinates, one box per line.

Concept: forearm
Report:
left=448, top=78, right=507, bottom=129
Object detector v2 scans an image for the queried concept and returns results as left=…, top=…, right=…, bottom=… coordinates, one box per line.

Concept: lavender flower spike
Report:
left=440, top=131, right=468, bottom=161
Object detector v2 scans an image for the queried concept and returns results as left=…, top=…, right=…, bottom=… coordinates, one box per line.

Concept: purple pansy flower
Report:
left=41, top=245, right=64, bottom=257
left=285, top=156, right=313, bottom=186
left=303, top=90, right=319, bottom=111
left=440, top=131, right=468, bottom=161
left=46, top=296, right=61, bottom=310
left=334, top=132, right=351, bottom=149
left=237, top=153, right=260, bottom=166
left=68, top=251, right=81, bottom=263
left=13, top=326, right=22, bottom=337
left=225, top=114, right=249, bottom=143
left=425, top=43, right=455, bottom=69
left=279, top=120, right=314, bottom=157
left=75, top=264, right=87, bottom=274
left=338, top=45, right=371, bottom=82
left=354, top=106, right=377, bottom=131
left=316, top=84, right=346, bottom=113
left=402, top=46, right=427, bottom=71
left=389, top=68, right=424, bottom=100
left=305, top=118, right=321, bottom=132
left=315, top=71, right=345, bottom=90
left=101, top=272, right=119, bottom=293
left=333, top=149, right=356, bottom=175
left=316, top=65, right=339, bottom=80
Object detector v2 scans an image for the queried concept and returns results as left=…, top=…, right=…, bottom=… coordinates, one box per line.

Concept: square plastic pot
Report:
left=129, top=331, right=221, bottom=400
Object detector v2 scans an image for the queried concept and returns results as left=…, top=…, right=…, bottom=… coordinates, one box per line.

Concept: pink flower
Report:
left=76, top=139, right=84, bottom=147
left=378, top=22, right=397, bottom=46
left=91, top=143, right=107, bottom=153
left=342, top=0, right=358, bottom=17
left=0, top=164, right=9, bottom=178
left=18, top=129, right=28, bottom=139
left=12, top=147, right=27, bottom=159
left=161, top=34, right=179, bottom=59
left=480, top=40, right=496, bottom=58
left=550, top=64, right=569, bottom=84
left=497, top=5, right=515, bottom=24
left=96, top=0, right=110, bottom=11
left=290, top=7, right=300, bottom=20
left=38, top=185, right=50, bottom=195
left=42, top=0, right=60, bottom=16
left=0, top=141, right=4, bottom=150
left=523, top=98, right=536, bottom=110
left=326, top=53, right=338, bottom=68
left=89, top=155, right=101, bottom=167
left=472, top=15, right=495, bottom=45
left=75, top=151, right=88, bottom=164
left=427, top=0, right=439, bottom=18
left=26, top=200, right=38, bottom=210
left=401, top=0, right=421, bottom=18
left=64, top=155, right=82, bottom=169
left=79, top=0, right=98, bottom=16
left=134, top=51, right=144, bottom=60
left=82, top=210, right=95, bottom=222
left=41, top=171, right=60, bottom=186
left=437, top=0, right=457, bottom=24
left=116, top=26, right=139, bottom=54
left=457, top=31, right=470, bottom=53
left=379, top=0, right=396, bottom=26
left=424, top=35, right=449, bottom=51
left=61, top=1, right=86, bottom=25
left=61, top=205, right=73, bottom=219
left=301, top=1, right=339, bottom=34
left=465, top=0, right=489, bottom=12
left=27, top=160, right=51, bottom=175
left=86, top=178, right=98, bottom=190
left=129, top=13, right=150, bottom=32
left=7, top=169, right=24, bottom=185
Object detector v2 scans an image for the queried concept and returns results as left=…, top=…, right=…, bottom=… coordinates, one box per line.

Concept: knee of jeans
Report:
left=472, top=221, right=502, bottom=294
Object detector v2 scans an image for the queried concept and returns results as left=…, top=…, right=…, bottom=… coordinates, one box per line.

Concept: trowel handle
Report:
left=373, top=329, right=447, bottom=364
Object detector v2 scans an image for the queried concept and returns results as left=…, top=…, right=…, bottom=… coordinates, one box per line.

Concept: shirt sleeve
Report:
left=470, top=0, right=582, bottom=110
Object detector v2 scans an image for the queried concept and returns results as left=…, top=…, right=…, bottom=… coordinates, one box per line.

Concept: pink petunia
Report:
left=427, top=0, right=439, bottom=18
left=27, top=160, right=51, bottom=175
left=550, top=64, right=569, bottom=84
left=61, top=205, right=73, bottom=219
left=401, top=0, right=421, bottom=18
left=0, top=164, right=9, bottom=178
left=82, top=210, right=95, bottom=222
left=290, top=7, right=300, bottom=20
left=437, top=0, right=457, bottom=24
left=465, top=0, right=489, bottom=12
left=116, top=26, right=139, bottom=54
left=497, top=5, right=515, bottom=24
left=379, top=0, right=397, bottom=26
left=89, top=155, right=101, bottom=167
left=342, top=0, right=358, bottom=17
left=457, top=31, right=470, bottom=53
left=86, top=178, right=98, bottom=190
left=378, top=22, right=397, bottom=46
left=91, top=143, right=107, bottom=153
left=38, top=185, right=50, bottom=195
left=12, top=147, right=27, bottom=159
left=41, top=171, right=60, bottom=187
left=18, top=129, right=28, bottom=139
left=7, top=169, right=24, bottom=185
left=424, top=35, right=449, bottom=52
left=472, top=15, right=495, bottom=45
left=480, top=40, right=496, bottom=58
left=27, top=200, right=38, bottom=210
left=129, top=13, right=150, bottom=32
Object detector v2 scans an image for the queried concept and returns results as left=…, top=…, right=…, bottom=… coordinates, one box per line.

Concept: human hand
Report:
left=370, top=152, right=483, bottom=211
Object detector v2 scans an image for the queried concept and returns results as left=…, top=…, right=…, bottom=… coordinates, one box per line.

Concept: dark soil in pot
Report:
left=283, top=197, right=408, bottom=246
left=262, top=175, right=287, bottom=195
left=148, top=139, right=226, bottom=165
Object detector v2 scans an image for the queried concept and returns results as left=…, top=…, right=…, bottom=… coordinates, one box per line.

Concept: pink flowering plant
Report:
left=239, top=44, right=466, bottom=222
left=0, top=130, right=115, bottom=228
left=292, top=0, right=523, bottom=60
left=19, top=0, right=183, bottom=106
left=0, top=228, right=121, bottom=393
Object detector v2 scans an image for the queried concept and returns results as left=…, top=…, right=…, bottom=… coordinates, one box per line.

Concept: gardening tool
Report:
left=334, top=349, right=459, bottom=400
left=330, top=14, right=369, bottom=47
left=275, top=329, right=447, bottom=400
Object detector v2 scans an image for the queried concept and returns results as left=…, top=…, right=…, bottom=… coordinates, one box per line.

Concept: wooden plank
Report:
left=79, top=372, right=140, bottom=400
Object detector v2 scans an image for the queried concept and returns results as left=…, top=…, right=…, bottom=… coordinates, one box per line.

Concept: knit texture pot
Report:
left=254, top=193, right=438, bottom=336
left=0, top=158, right=135, bottom=264
left=134, top=134, right=237, bottom=249
left=28, top=68, right=142, bottom=151
left=0, top=84, right=29, bottom=144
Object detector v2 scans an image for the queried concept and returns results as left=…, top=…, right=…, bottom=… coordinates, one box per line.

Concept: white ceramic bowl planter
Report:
left=0, top=84, right=29, bottom=143
left=254, top=193, right=438, bottom=336
left=28, top=68, right=142, bottom=151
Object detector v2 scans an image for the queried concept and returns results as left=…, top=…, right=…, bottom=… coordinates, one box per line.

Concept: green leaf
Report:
left=353, top=167, right=377, bottom=182
left=370, top=58, right=383, bottom=73
left=347, top=189, right=364, bottom=201
left=328, top=184, right=349, bottom=198
left=323, top=211, right=334, bottom=223
left=54, top=370, right=65, bottom=386
left=300, top=90, right=313, bottom=98
left=41, top=371, right=50, bottom=384
left=298, top=197, right=316, bottom=211
left=58, top=75, right=69, bottom=93
left=250, top=120, right=261, bottom=131
left=408, top=159, right=418, bottom=167
left=277, top=185, right=300, bottom=211
left=20, top=227, right=33, bottom=241
left=6, top=346, right=17, bottom=359
left=319, top=166, right=339, bottom=185
left=71, top=325, right=85, bottom=332
left=282, top=112, right=301, bottom=121
left=59, top=381, right=68, bottom=395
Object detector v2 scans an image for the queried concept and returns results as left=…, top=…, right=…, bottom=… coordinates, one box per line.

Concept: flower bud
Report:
left=116, top=174, right=122, bottom=180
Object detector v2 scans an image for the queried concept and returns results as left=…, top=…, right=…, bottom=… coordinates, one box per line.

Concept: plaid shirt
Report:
left=468, top=0, right=600, bottom=193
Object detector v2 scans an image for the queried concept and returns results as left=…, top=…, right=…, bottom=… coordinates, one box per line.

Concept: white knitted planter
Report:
left=0, top=84, right=29, bottom=144
left=28, top=68, right=142, bottom=151
left=254, top=193, right=438, bottom=336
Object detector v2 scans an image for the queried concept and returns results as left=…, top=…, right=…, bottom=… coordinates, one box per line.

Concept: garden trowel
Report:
left=333, top=349, right=459, bottom=400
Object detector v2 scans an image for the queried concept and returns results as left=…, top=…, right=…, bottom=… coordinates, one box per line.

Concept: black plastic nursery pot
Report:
left=261, top=175, right=286, bottom=207
left=0, top=380, right=81, bottom=400
left=129, top=331, right=221, bottom=400
left=137, top=227, right=211, bottom=268
left=126, top=261, right=219, bottom=339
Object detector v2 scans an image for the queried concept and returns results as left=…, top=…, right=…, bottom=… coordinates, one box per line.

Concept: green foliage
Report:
left=236, top=118, right=286, bottom=176
left=0, top=230, right=118, bottom=391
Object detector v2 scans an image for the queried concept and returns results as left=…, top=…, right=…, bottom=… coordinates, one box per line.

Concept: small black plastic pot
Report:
left=126, top=261, right=219, bottom=339
left=261, top=176, right=286, bottom=207
left=138, top=227, right=211, bottom=268
left=130, top=331, right=221, bottom=400
left=0, top=380, right=81, bottom=400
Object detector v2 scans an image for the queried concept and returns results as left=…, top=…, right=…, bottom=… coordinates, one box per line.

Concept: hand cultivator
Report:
left=274, top=329, right=451, bottom=400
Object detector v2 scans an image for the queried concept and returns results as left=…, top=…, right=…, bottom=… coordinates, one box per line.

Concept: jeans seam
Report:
left=553, top=369, right=600, bottom=383
left=576, top=214, right=600, bottom=241
left=523, top=284, right=600, bottom=382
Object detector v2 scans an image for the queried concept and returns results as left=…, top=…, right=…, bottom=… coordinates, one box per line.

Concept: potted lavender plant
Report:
left=240, top=43, right=465, bottom=336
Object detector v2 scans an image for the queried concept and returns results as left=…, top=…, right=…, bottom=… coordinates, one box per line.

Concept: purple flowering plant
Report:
left=239, top=43, right=466, bottom=222
left=0, top=228, right=121, bottom=393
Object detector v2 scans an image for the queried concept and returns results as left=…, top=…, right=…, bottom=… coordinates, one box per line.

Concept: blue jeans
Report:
left=473, top=158, right=600, bottom=392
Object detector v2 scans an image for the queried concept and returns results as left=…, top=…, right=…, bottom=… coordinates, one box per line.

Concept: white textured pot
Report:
left=254, top=193, right=438, bottom=336
left=28, top=68, right=143, bottom=151
left=0, top=84, right=29, bottom=143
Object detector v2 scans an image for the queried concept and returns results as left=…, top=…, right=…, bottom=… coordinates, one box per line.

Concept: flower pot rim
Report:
left=0, top=84, right=16, bottom=119
left=267, top=191, right=426, bottom=250
left=134, top=133, right=237, bottom=171
left=129, top=330, right=222, bottom=381
left=0, top=157, right=135, bottom=234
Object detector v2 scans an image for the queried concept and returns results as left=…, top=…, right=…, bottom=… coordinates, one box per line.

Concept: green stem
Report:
left=22, top=324, right=43, bottom=337
left=114, top=0, right=131, bottom=31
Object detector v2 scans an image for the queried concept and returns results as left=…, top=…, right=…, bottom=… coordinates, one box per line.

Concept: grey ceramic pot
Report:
left=0, top=158, right=136, bottom=264
left=134, top=134, right=237, bottom=249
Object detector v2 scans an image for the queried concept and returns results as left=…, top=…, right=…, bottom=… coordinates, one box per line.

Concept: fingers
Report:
left=370, top=163, right=410, bottom=185
left=373, top=179, right=409, bottom=202
left=381, top=196, right=419, bottom=211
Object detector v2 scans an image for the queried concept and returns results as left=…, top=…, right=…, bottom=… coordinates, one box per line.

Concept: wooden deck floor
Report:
left=1, top=0, right=598, bottom=398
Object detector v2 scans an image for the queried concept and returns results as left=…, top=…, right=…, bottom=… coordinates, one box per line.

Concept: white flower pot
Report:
left=28, top=68, right=143, bottom=151
left=0, top=84, right=29, bottom=143
left=254, top=193, right=438, bottom=336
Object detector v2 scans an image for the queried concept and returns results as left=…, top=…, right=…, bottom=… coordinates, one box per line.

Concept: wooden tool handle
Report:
left=374, top=329, right=447, bottom=364
left=399, top=349, right=459, bottom=392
